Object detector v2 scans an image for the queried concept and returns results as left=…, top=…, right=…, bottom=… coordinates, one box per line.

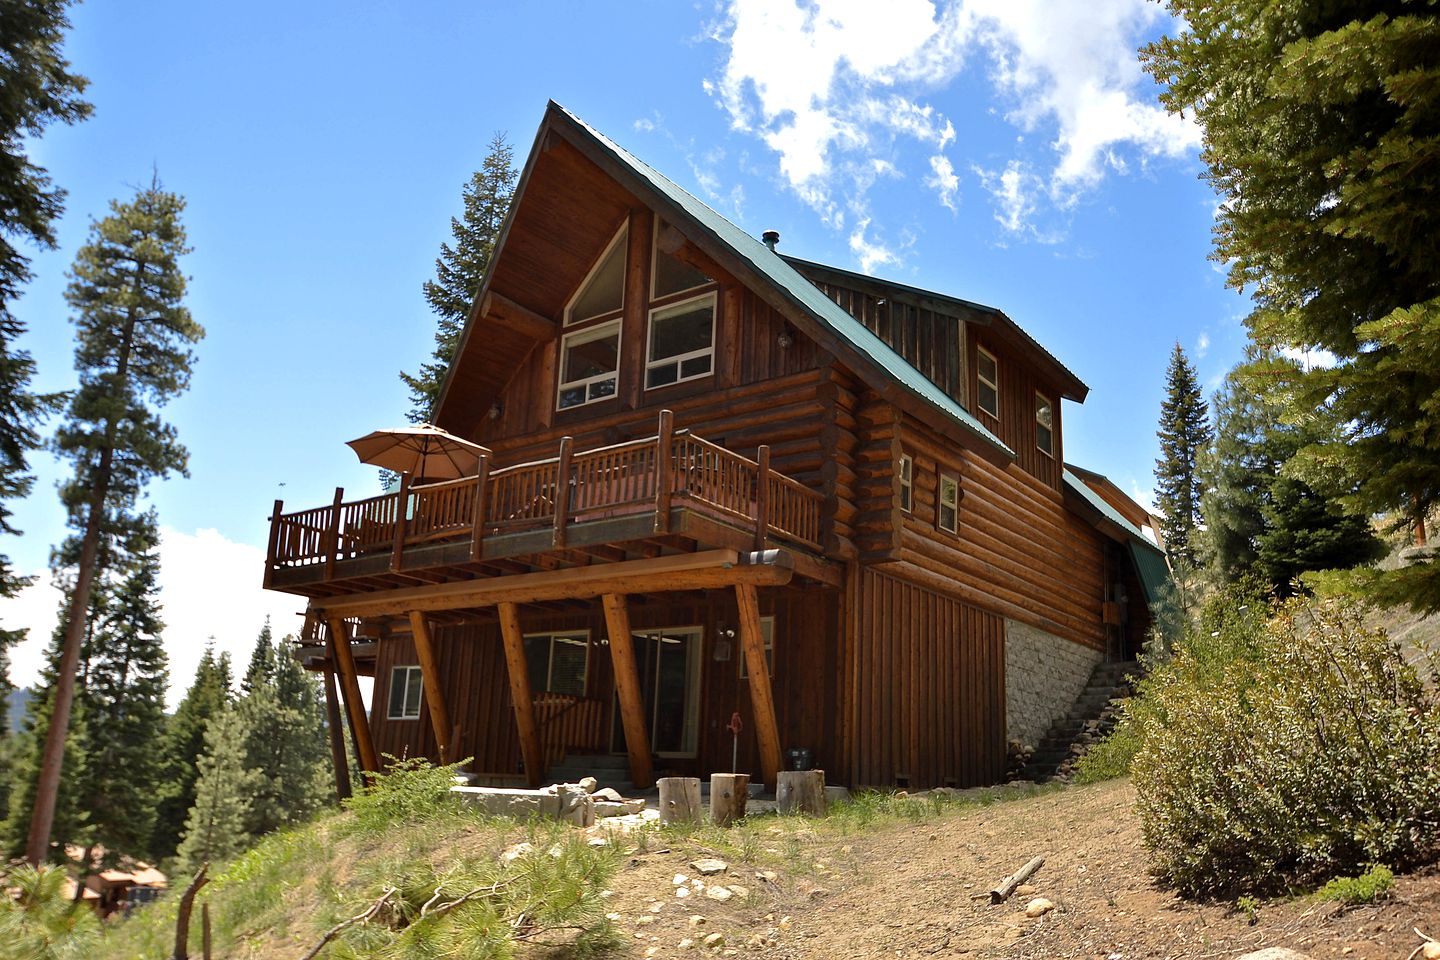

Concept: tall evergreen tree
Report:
left=400, top=134, right=517, bottom=423
left=1145, top=1, right=1440, bottom=610
left=0, top=0, right=88, bottom=760
left=240, top=618, right=275, bottom=695
left=26, top=177, right=203, bottom=864
left=1154, top=343, right=1212, bottom=568
left=175, top=706, right=253, bottom=874
left=150, top=647, right=232, bottom=861
left=72, top=514, right=169, bottom=861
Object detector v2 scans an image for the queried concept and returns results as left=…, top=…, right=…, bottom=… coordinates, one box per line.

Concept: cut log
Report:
left=658, top=776, right=702, bottom=824
left=989, top=854, right=1046, bottom=904
left=776, top=769, right=827, bottom=816
left=709, top=773, right=750, bottom=827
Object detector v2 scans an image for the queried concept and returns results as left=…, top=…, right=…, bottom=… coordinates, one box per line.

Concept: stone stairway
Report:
left=1020, top=660, right=1142, bottom=783
left=544, top=752, right=635, bottom=794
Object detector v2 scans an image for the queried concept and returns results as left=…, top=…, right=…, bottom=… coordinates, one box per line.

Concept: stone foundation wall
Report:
left=1004, top=621, right=1104, bottom=748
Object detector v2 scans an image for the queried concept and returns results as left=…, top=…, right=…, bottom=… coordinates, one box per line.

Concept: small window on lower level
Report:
left=938, top=474, right=960, bottom=534
left=387, top=665, right=423, bottom=720
left=738, top=616, right=775, bottom=679
left=1035, top=393, right=1054, bottom=457
left=898, top=454, right=913, bottom=513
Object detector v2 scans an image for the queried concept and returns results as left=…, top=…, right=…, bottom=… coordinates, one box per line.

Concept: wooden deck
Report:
left=264, top=413, right=827, bottom=597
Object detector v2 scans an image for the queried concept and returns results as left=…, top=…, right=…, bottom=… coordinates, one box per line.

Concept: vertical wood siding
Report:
left=853, top=567, right=1005, bottom=788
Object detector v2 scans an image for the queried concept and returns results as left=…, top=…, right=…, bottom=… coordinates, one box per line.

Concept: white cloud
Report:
left=974, top=159, right=1036, bottom=234
left=927, top=154, right=960, bottom=211
left=1277, top=345, right=1337, bottom=370
left=3, top=526, right=306, bottom=709
left=1196, top=331, right=1210, bottom=358
left=707, top=0, right=1199, bottom=246
left=849, top=217, right=901, bottom=274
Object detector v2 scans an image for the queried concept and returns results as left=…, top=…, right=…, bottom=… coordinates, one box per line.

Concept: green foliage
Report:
left=402, top=133, right=517, bottom=423
left=1131, top=595, right=1440, bottom=896
left=1073, top=718, right=1141, bottom=785
left=150, top=646, right=232, bottom=862
left=1154, top=343, right=1212, bottom=568
left=175, top=706, right=255, bottom=874
left=2, top=652, right=89, bottom=861
left=0, top=864, right=100, bottom=960
left=340, top=755, right=468, bottom=837
left=1145, top=2, right=1440, bottom=612
left=1316, top=864, right=1394, bottom=906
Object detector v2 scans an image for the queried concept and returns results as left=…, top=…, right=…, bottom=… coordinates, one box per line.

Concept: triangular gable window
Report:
left=651, top=219, right=712, bottom=300
left=566, top=224, right=626, bottom=326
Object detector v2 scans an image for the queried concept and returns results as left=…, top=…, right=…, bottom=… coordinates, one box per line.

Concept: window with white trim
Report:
left=938, top=474, right=960, bottom=534
left=898, top=454, right=913, bottom=513
left=977, top=346, right=999, bottom=418
left=558, top=321, right=620, bottom=409
left=738, top=616, right=775, bottom=679
left=645, top=292, right=716, bottom=389
left=1035, top=393, right=1054, bottom=457
left=565, top=225, right=626, bottom=327
left=651, top=218, right=712, bottom=299
left=523, top=631, right=590, bottom=697
left=387, top=665, right=423, bottom=720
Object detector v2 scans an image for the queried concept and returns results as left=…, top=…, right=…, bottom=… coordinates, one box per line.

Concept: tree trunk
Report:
left=657, top=776, right=702, bottom=824
left=709, top=773, right=749, bottom=827
left=171, top=862, right=210, bottom=960
left=777, top=770, right=827, bottom=816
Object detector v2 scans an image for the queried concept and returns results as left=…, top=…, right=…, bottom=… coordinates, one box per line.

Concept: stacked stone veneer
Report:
left=1004, top=620, right=1103, bottom=749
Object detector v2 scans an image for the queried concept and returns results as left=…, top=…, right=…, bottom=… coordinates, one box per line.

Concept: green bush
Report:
left=340, top=755, right=471, bottom=836
left=1074, top=718, right=1141, bottom=784
left=1132, top=596, right=1440, bottom=897
left=0, top=865, right=101, bottom=960
left=1316, top=865, right=1394, bottom=905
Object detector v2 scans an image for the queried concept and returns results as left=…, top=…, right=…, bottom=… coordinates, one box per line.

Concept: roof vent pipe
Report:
left=761, top=229, right=780, bottom=252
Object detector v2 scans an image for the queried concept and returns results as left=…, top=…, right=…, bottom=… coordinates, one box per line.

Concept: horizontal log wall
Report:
left=968, top=332, right=1062, bottom=490
left=897, top=419, right=1108, bottom=650
left=853, top=567, right=1005, bottom=788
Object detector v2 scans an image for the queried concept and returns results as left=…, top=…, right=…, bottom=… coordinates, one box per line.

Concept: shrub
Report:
left=1316, top=865, right=1394, bottom=906
left=0, top=865, right=101, bottom=960
left=1132, top=596, right=1440, bottom=897
left=340, top=755, right=470, bottom=836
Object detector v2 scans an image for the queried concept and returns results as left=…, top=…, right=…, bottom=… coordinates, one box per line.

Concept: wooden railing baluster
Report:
left=390, top=472, right=410, bottom=574
left=553, top=437, right=573, bottom=548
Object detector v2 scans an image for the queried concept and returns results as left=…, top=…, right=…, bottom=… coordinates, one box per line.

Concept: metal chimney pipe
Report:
left=761, top=230, right=780, bottom=252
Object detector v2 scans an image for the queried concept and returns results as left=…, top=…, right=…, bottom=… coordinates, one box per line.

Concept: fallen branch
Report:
left=299, top=886, right=397, bottom=960
left=171, top=863, right=210, bottom=960
left=1404, top=927, right=1437, bottom=960
left=989, top=855, right=1046, bottom=904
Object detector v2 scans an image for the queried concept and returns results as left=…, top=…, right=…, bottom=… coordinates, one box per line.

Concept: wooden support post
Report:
left=390, top=472, right=411, bottom=574
left=710, top=773, right=750, bottom=827
left=654, top=409, right=675, bottom=534
left=497, top=601, right=545, bottom=788
left=552, top=437, right=573, bottom=548
left=754, top=445, right=771, bottom=551
left=777, top=769, right=827, bottom=816
left=735, top=582, right=782, bottom=790
left=469, top=455, right=490, bottom=563
left=658, top=777, right=702, bottom=824
left=408, top=610, right=454, bottom=764
left=324, top=486, right=344, bottom=582
left=601, top=593, right=655, bottom=789
left=264, top=499, right=283, bottom=589
left=321, top=661, right=352, bottom=800
left=327, top=617, right=379, bottom=776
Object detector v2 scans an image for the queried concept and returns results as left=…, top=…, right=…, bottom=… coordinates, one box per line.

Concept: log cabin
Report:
left=265, top=101, right=1169, bottom=793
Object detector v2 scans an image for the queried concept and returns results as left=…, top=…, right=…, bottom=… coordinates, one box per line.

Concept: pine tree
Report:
left=72, top=514, right=169, bottom=861
left=1154, top=343, right=1212, bottom=568
left=0, top=0, right=87, bottom=759
left=26, top=176, right=203, bottom=864
left=1145, top=1, right=1440, bottom=610
left=401, top=134, right=517, bottom=423
left=150, top=647, right=232, bottom=861
left=175, top=706, right=254, bottom=874
left=240, top=618, right=275, bottom=695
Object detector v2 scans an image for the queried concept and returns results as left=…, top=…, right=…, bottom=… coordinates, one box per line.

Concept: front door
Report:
left=612, top=626, right=702, bottom=758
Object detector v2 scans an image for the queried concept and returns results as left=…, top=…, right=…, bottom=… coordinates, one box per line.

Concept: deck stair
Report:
left=1019, top=660, right=1143, bottom=783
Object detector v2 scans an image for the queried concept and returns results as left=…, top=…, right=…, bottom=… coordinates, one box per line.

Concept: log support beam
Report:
left=320, top=661, right=352, bottom=800
left=602, top=593, right=655, bottom=789
left=408, top=611, right=455, bottom=765
left=735, top=582, right=783, bottom=789
left=497, top=601, right=545, bottom=788
left=327, top=617, right=379, bottom=776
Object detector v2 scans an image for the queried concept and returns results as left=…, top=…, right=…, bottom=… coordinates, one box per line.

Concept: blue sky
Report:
left=3, top=0, right=1242, bottom=700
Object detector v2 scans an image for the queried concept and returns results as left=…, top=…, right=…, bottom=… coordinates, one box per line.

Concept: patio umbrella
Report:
left=345, top=424, right=486, bottom=481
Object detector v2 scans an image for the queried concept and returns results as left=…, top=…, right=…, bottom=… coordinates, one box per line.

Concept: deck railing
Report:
left=534, top=693, right=608, bottom=771
left=265, top=410, right=825, bottom=581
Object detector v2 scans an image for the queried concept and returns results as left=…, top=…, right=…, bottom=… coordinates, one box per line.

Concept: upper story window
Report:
left=387, top=665, right=423, bottom=720
left=1035, top=393, right=1054, bottom=457
left=652, top=219, right=712, bottom=299
left=898, top=453, right=913, bottom=513
left=524, top=631, right=590, bottom=697
left=646, top=292, right=716, bottom=389
left=937, top=474, right=960, bottom=534
left=559, top=224, right=627, bottom=410
left=977, top=346, right=999, bottom=418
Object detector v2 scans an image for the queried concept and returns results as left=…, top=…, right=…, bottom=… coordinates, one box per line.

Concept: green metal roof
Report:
left=556, top=103, right=1014, bottom=461
left=1061, top=467, right=1171, bottom=606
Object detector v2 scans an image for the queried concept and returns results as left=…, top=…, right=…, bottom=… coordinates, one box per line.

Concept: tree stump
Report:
left=709, top=773, right=750, bottom=827
left=777, top=769, right=826, bottom=816
left=658, top=776, right=702, bottom=824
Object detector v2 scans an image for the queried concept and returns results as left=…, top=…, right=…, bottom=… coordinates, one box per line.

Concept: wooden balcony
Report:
left=264, top=413, right=828, bottom=597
